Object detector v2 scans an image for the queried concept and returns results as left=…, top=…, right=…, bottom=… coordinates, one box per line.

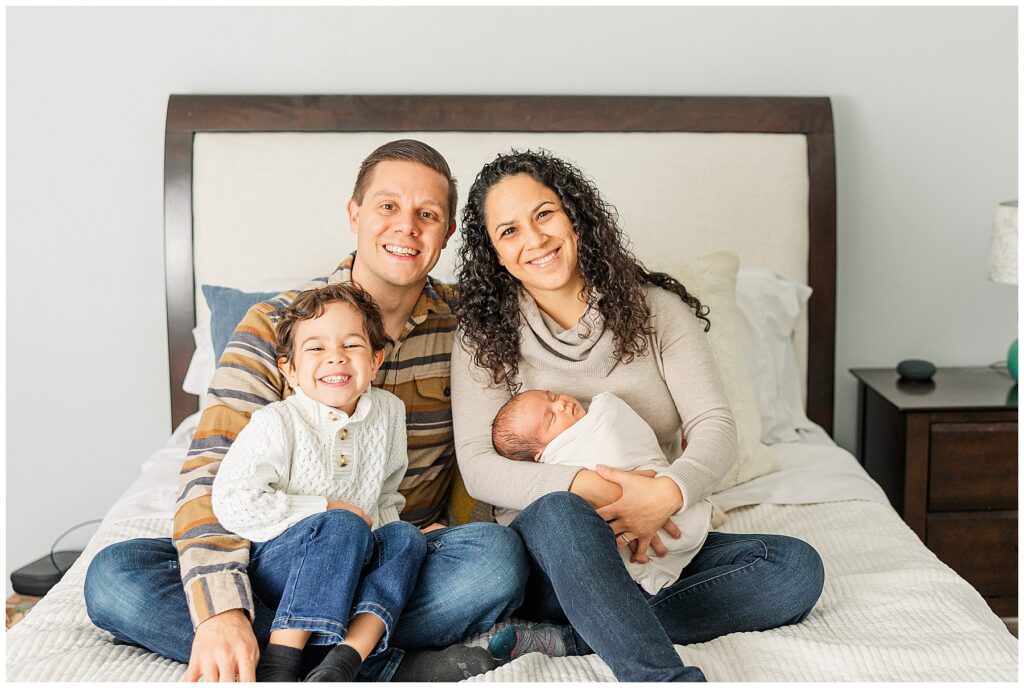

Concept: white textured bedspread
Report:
left=6, top=500, right=1017, bottom=682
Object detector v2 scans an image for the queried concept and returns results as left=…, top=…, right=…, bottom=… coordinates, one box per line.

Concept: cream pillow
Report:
left=671, top=251, right=777, bottom=491
left=735, top=268, right=815, bottom=444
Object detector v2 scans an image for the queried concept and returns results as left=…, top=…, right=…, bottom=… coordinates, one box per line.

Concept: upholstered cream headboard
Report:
left=166, top=96, right=835, bottom=433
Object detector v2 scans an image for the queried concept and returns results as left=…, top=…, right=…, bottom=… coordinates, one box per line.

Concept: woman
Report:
left=451, top=150, right=824, bottom=682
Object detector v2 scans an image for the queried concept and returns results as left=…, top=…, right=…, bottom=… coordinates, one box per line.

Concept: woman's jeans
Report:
left=509, top=492, right=826, bottom=683
left=248, top=511, right=425, bottom=654
left=85, top=520, right=527, bottom=681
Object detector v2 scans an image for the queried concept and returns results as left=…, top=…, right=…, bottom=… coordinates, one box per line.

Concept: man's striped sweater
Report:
left=172, top=253, right=460, bottom=627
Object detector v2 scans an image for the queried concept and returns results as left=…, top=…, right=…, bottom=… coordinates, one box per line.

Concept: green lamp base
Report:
left=1009, top=339, right=1018, bottom=381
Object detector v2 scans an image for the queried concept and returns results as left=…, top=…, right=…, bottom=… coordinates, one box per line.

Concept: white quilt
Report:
left=6, top=499, right=1017, bottom=681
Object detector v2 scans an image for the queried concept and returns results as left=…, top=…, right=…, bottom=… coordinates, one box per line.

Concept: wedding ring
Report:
left=619, top=533, right=632, bottom=544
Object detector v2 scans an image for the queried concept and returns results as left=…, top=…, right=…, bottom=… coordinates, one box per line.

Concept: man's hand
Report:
left=184, top=609, right=258, bottom=682
left=327, top=501, right=372, bottom=527
left=595, top=465, right=684, bottom=564
left=420, top=522, right=446, bottom=534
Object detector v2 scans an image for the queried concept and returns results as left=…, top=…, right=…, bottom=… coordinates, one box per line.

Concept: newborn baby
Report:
left=491, top=390, right=715, bottom=594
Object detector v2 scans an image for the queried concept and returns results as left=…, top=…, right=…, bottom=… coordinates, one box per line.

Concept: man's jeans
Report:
left=85, top=521, right=527, bottom=681
left=510, top=492, right=826, bottom=683
left=248, top=511, right=425, bottom=653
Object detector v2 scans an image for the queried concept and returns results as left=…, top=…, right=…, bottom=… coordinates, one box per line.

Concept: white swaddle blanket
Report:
left=540, top=392, right=714, bottom=594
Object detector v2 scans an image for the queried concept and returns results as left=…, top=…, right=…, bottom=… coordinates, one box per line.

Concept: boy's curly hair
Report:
left=275, top=283, right=392, bottom=363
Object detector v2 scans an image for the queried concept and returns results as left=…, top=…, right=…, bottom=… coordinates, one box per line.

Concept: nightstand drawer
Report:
left=927, top=513, right=1018, bottom=597
left=928, top=422, right=1017, bottom=511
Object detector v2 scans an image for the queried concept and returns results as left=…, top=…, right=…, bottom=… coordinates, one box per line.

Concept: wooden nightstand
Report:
left=851, top=366, right=1018, bottom=616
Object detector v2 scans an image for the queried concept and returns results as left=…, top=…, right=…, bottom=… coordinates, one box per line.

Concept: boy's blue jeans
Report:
left=248, top=511, right=425, bottom=653
left=85, top=520, right=527, bottom=681
left=509, top=492, right=826, bottom=683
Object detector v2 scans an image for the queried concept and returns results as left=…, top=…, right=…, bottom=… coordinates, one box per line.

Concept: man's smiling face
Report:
left=347, top=160, right=456, bottom=291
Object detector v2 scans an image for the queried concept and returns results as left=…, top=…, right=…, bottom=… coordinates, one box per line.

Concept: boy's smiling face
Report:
left=515, top=389, right=587, bottom=459
left=278, top=301, right=384, bottom=415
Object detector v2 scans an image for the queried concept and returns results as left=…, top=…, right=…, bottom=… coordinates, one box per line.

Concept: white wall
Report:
left=6, top=6, right=1017, bottom=591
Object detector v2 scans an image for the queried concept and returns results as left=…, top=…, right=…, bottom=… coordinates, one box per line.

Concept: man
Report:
left=85, top=140, right=528, bottom=682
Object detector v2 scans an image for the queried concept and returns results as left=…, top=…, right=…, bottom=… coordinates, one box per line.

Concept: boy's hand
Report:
left=420, top=523, right=446, bottom=534
left=185, top=609, right=258, bottom=682
left=327, top=501, right=372, bottom=527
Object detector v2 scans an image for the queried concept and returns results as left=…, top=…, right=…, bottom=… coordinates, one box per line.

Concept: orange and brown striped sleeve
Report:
left=172, top=296, right=294, bottom=628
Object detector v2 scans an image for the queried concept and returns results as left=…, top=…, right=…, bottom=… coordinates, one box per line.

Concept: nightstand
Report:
left=851, top=366, right=1018, bottom=616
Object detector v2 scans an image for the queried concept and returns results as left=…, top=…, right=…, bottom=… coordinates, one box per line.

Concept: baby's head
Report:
left=275, top=283, right=393, bottom=414
left=492, top=390, right=587, bottom=462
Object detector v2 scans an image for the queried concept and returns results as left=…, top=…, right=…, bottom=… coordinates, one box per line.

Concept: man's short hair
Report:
left=275, top=283, right=393, bottom=364
left=492, top=394, right=543, bottom=462
left=352, top=139, right=458, bottom=224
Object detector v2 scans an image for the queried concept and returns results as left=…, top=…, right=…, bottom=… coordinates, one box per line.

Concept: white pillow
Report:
left=181, top=278, right=309, bottom=405
left=735, top=268, right=815, bottom=444
left=672, top=251, right=777, bottom=491
left=182, top=322, right=216, bottom=402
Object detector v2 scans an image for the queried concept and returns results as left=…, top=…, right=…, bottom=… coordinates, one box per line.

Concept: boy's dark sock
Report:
left=304, top=643, right=363, bottom=682
left=299, top=645, right=331, bottom=677
left=256, top=643, right=304, bottom=682
left=391, top=644, right=503, bottom=682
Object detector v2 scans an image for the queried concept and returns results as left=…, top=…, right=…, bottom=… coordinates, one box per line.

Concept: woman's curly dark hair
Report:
left=456, top=150, right=710, bottom=393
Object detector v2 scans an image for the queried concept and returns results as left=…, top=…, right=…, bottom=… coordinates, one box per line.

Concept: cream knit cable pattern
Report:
left=212, top=386, right=408, bottom=542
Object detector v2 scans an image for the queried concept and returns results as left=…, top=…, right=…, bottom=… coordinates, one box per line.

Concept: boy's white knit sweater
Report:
left=212, top=385, right=408, bottom=542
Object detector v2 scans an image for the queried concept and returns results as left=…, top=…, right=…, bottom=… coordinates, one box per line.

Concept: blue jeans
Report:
left=85, top=521, right=527, bottom=681
left=248, top=511, right=425, bottom=653
left=510, top=492, right=825, bottom=683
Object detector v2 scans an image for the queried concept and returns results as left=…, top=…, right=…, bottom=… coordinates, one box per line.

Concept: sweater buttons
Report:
left=339, top=428, right=348, bottom=440
left=328, top=412, right=339, bottom=421
left=337, top=454, right=349, bottom=467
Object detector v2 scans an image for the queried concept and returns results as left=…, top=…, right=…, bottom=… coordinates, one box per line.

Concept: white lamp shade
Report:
left=989, top=200, right=1018, bottom=285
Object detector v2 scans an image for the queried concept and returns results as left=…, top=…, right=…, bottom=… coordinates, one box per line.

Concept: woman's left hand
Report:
left=595, top=465, right=684, bottom=564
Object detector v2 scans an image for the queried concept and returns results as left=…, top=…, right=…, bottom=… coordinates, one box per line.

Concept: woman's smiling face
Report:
left=483, top=174, right=585, bottom=298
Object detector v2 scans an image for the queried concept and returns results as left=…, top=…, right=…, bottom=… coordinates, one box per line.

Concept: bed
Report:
left=6, top=95, right=1018, bottom=681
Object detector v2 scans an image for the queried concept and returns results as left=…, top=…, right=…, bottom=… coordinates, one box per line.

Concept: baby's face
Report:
left=517, top=390, right=586, bottom=453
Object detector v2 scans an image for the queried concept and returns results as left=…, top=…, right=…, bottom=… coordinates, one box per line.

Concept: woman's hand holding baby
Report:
left=569, top=469, right=623, bottom=509
left=594, top=465, right=684, bottom=564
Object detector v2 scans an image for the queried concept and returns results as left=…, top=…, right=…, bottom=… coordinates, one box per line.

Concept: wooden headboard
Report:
left=164, top=95, right=836, bottom=433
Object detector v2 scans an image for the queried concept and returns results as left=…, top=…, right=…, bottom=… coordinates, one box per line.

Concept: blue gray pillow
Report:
left=202, top=285, right=281, bottom=363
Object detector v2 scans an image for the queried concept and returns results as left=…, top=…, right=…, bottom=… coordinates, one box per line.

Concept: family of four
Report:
left=84, top=140, right=825, bottom=683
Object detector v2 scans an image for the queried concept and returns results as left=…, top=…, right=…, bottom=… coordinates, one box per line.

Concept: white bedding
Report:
left=476, top=500, right=1018, bottom=682
left=6, top=423, right=1017, bottom=682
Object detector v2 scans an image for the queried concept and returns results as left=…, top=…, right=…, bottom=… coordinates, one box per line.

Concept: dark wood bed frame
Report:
left=164, top=95, right=836, bottom=434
